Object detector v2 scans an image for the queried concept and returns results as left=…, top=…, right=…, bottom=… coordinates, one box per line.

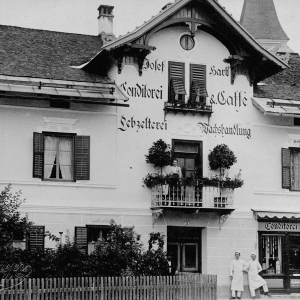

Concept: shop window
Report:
left=75, top=225, right=109, bottom=254
left=282, top=148, right=300, bottom=191
left=168, top=61, right=208, bottom=105
left=33, top=132, right=90, bottom=181
left=27, top=225, right=45, bottom=251
left=260, top=234, right=284, bottom=275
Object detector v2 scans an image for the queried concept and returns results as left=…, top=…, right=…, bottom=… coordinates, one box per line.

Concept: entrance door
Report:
left=289, top=235, right=300, bottom=292
left=167, top=226, right=201, bottom=273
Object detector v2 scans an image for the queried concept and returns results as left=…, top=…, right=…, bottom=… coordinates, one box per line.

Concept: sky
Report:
left=0, top=0, right=299, bottom=53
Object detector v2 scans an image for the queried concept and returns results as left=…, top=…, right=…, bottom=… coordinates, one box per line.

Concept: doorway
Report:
left=167, top=226, right=202, bottom=273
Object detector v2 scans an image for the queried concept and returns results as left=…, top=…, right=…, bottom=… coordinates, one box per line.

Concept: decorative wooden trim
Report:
left=223, top=55, right=255, bottom=86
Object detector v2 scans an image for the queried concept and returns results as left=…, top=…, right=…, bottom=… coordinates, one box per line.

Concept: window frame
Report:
left=172, top=139, right=203, bottom=179
left=75, top=225, right=110, bottom=254
left=43, top=132, right=76, bottom=182
left=33, top=132, right=90, bottom=181
left=282, top=147, right=300, bottom=191
left=168, top=61, right=208, bottom=105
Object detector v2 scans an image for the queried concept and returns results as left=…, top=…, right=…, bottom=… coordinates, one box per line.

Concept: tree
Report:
left=90, top=220, right=143, bottom=276
left=0, top=184, right=32, bottom=263
left=145, top=139, right=172, bottom=173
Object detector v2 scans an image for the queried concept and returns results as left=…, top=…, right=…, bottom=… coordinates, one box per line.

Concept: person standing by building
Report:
left=230, top=250, right=248, bottom=299
left=246, top=253, right=271, bottom=299
left=169, top=158, right=182, bottom=178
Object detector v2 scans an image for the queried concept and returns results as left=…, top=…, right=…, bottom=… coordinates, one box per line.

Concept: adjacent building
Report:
left=1, top=0, right=299, bottom=297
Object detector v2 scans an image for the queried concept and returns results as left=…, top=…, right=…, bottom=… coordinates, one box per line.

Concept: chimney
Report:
left=98, top=5, right=114, bottom=35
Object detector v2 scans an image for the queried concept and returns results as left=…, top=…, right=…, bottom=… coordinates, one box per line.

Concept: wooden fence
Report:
left=0, top=273, right=217, bottom=300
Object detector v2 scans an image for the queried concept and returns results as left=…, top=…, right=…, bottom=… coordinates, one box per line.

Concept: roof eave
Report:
left=79, top=0, right=288, bottom=70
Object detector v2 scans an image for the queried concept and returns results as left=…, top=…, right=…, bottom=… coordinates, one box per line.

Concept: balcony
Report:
left=164, top=101, right=213, bottom=117
left=151, top=184, right=233, bottom=209
left=151, top=183, right=235, bottom=228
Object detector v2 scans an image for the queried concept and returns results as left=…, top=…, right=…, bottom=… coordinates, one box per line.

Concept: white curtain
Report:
left=59, top=137, right=72, bottom=180
left=44, top=136, right=57, bottom=179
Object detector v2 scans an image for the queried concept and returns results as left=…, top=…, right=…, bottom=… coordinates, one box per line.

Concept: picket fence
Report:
left=0, top=273, right=217, bottom=300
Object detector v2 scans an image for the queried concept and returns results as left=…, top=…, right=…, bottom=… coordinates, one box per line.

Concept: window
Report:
left=33, top=132, right=90, bottom=181
left=27, top=225, right=45, bottom=251
left=168, top=61, right=208, bottom=104
left=282, top=148, right=300, bottom=191
left=75, top=225, right=109, bottom=254
left=180, top=35, right=195, bottom=51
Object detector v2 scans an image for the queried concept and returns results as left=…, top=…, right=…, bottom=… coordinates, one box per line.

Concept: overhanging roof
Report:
left=0, top=75, right=129, bottom=107
left=252, top=97, right=300, bottom=118
left=79, top=0, right=288, bottom=71
left=252, top=209, right=300, bottom=220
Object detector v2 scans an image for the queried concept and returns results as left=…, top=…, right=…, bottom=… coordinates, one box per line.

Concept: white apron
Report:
left=247, top=260, right=267, bottom=289
left=230, top=259, right=247, bottom=291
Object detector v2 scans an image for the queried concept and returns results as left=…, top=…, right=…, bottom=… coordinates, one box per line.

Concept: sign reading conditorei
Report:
left=259, top=222, right=300, bottom=232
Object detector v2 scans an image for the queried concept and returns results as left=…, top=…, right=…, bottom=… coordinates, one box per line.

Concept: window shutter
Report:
left=75, top=136, right=90, bottom=180
left=169, top=62, right=186, bottom=102
left=75, top=227, right=87, bottom=253
left=33, top=132, right=44, bottom=178
left=28, top=226, right=44, bottom=250
left=190, top=64, right=208, bottom=103
left=282, top=148, right=291, bottom=189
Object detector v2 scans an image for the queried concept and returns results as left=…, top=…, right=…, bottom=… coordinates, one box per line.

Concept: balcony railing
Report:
left=151, top=184, right=234, bottom=209
left=164, top=101, right=213, bottom=117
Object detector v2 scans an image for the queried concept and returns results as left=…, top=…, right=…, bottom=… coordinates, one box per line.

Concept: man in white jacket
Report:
left=246, top=253, right=271, bottom=299
left=230, top=251, right=248, bottom=299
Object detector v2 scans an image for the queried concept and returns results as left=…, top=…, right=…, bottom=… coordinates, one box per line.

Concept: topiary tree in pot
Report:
left=208, top=144, right=237, bottom=178
left=145, top=139, right=172, bottom=175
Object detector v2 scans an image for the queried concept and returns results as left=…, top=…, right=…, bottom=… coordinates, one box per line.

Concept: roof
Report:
left=252, top=97, right=300, bottom=118
left=0, top=74, right=129, bottom=106
left=254, top=54, right=300, bottom=100
left=0, top=25, right=111, bottom=83
left=81, top=0, right=288, bottom=73
left=240, top=0, right=289, bottom=41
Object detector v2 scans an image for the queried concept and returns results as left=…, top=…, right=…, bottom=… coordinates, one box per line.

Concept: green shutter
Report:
left=282, top=148, right=291, bottom=189
left=75, top=136, right=90, bottom=180
left=169, top=61, right=186, bottom=103
left=190, top=64, right=208, bottom=103
left=33, top=132, right=44, bottom=178
left=75, top=227, right=87, bottom=253
left=28, top=226, right=44, bottom=250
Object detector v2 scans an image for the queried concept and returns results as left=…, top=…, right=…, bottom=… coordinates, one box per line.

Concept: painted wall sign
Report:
left=118, top=116, right=167, bottom=132
left=209, top=66, right=230, bottom=77
left=120, top=82, right=163, bottom=99
left=198, top=122, right=251, bottom=139
left=258, top=222, right=299, bottom=232
left=143, top=59, right=165, bottom=73
left=210, top=91, right=248, bottom=109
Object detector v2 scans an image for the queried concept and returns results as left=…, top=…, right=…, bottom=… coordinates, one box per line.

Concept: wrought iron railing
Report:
left=151, top=183, right=234, bottom=209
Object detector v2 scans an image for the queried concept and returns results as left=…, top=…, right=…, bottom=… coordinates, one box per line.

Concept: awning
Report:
left=252, top=209, right=300, bottom=220
left=252, top=97, right=300, bottom=118
left=0, top=75, right=129, bottom=107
